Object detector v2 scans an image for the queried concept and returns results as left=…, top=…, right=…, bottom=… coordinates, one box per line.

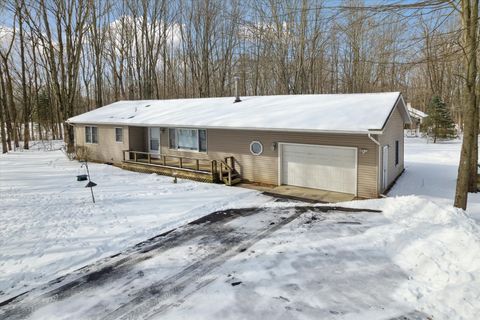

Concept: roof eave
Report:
left=67, top=120, right=379, bottom=135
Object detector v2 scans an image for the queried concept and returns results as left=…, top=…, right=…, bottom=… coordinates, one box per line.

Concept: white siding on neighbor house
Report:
left=378, top=106, right=405, bottom=191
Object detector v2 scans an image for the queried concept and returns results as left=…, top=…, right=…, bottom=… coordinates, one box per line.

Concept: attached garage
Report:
left=279, top=143, right=358, bottom=195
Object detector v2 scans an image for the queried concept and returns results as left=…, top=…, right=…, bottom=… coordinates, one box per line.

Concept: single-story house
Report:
left=406, top=103, right=428, bottom=136
left=67, top=92, right=411, bottom=199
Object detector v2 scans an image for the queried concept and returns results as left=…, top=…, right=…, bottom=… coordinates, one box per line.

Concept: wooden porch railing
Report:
left=122, top=150, right=243, bottom=185
left=123, top=150, right=218, bottom=176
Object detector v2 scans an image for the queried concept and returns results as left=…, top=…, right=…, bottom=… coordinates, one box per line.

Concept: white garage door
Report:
left=280, top=144, right=357, bottom=195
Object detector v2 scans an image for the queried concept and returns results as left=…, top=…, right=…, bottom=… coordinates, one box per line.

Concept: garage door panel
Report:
left=281, top=144, right=357, bottom=194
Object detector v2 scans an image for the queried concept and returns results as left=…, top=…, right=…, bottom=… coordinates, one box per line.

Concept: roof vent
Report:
left=234, top=76, right=241, bottom=103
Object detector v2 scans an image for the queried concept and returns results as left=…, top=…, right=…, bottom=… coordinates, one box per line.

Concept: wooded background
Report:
left=0, top=0, right=478, bottom=208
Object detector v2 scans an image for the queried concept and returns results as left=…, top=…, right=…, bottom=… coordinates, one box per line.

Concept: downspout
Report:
left=368, top=133, right=386, bottom=198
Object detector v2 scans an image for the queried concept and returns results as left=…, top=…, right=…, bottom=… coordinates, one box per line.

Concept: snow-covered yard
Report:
left=390, top=137, right=480, bottom=221
left=0, top=144, right=266, bottom=302
left=1, top=137, right=479, bottom=320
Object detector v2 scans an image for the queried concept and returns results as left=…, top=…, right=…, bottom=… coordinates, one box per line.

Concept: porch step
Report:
left=223, top=177, right=242, bottom=186
left=222, top=173, right=242, bottom=186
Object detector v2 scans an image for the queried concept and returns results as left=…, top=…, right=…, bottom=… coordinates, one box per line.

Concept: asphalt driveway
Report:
left=0, top=203, right=430, bottom=320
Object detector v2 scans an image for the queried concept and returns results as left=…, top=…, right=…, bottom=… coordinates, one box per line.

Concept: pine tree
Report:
left=423, top=96, right=457, bottom=143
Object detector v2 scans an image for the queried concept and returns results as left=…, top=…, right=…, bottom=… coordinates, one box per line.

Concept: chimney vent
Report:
left=234, top=76, right=241, bottom=103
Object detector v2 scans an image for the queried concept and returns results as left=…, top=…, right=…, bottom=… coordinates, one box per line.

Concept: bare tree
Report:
left=454, top=0, right=479, bottom=209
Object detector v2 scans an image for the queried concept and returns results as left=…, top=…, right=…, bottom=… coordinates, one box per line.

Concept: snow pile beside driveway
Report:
left=345, top=196, right=480, bottom=320
left=0, top=148, right=267, bottom=302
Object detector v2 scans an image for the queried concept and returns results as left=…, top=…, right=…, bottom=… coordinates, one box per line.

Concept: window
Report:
left=177, top=128, right=198, bottom=150
left=85, top=126, right=98, bottom=144
left=115, top=128, right=123, bottom=143
left=149, top=127, right=160, bottom=151
left=250, top=141, right=263, bottom=155
left=169, top=128, right=207, bottom=152
left=395, top=140, right=399, bottom=166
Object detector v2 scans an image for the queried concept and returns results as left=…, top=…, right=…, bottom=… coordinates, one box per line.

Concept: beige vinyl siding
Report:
left=379, top=106, right=405, bottom=191
left=161, top=129, right=379, bottom=198
left=75, top=124, right=381, bottom=198
left=74, top=124, right=129, bottom=163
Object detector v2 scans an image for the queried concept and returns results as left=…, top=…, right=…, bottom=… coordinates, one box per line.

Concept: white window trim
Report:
left=250, top=140, right=263, bottom=156
left=169, top=128, right=207, bottom=153
left=85, top=126, right=98, bottom=144
left=115, top=127, right=123, bottom=143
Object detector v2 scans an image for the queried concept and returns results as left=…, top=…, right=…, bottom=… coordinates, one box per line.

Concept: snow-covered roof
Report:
left=68, top=92, right=407, bottom=134
left=407, top=103, right=428, bottom=120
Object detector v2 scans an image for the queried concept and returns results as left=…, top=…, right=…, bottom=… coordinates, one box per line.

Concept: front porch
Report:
left=121, top=150, right=241, bottom=185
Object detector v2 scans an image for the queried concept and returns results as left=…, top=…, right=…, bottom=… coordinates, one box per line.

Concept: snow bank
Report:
left=342, top=196, right=480, bottom=319
left=382, top=197, right=480, bottom=320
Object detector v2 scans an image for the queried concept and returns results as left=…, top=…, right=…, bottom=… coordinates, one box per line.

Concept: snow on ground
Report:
left=146, top=196, right=480, bottom=320
left=0, top=143, right=267, bottom=301
left=390, top=137, right=480, bottom=221
left=1, top=138, right=479, bottom=320
left=336, top=197, right=480, bottom=320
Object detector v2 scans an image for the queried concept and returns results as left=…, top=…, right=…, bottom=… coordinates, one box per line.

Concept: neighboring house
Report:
left=67, top=92, right=411, bottom=199
left=406, top=103, right=428, bottom=136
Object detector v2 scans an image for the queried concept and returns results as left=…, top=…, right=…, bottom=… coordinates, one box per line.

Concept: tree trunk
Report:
left=454, top=0, right=478, bottom=209
left=18, top=0, right=30, bottom=149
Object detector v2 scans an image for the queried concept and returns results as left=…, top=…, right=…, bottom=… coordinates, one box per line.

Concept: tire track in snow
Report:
left=102, top=206, right=304, bottom=320
left=0, top=205, right=382, bottom=320
left=0, top=207, right=264, bottom=319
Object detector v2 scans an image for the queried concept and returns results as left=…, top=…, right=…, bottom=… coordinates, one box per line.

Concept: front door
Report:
left=149, top=127, right=161, bottom=158
left=382, top=145, right=389, bottom=190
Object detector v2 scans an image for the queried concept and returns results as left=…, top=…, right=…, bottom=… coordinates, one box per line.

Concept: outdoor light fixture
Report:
left=361, top=148, right=368, bottom=155
left=271, top=142, right=277, bottom=151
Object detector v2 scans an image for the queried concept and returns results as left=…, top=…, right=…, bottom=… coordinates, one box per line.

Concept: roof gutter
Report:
left=368, top=133, right=383, bottom=197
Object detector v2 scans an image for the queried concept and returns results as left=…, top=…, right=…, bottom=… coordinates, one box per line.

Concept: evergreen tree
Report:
left=423, top=96, right=457, bottom=143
